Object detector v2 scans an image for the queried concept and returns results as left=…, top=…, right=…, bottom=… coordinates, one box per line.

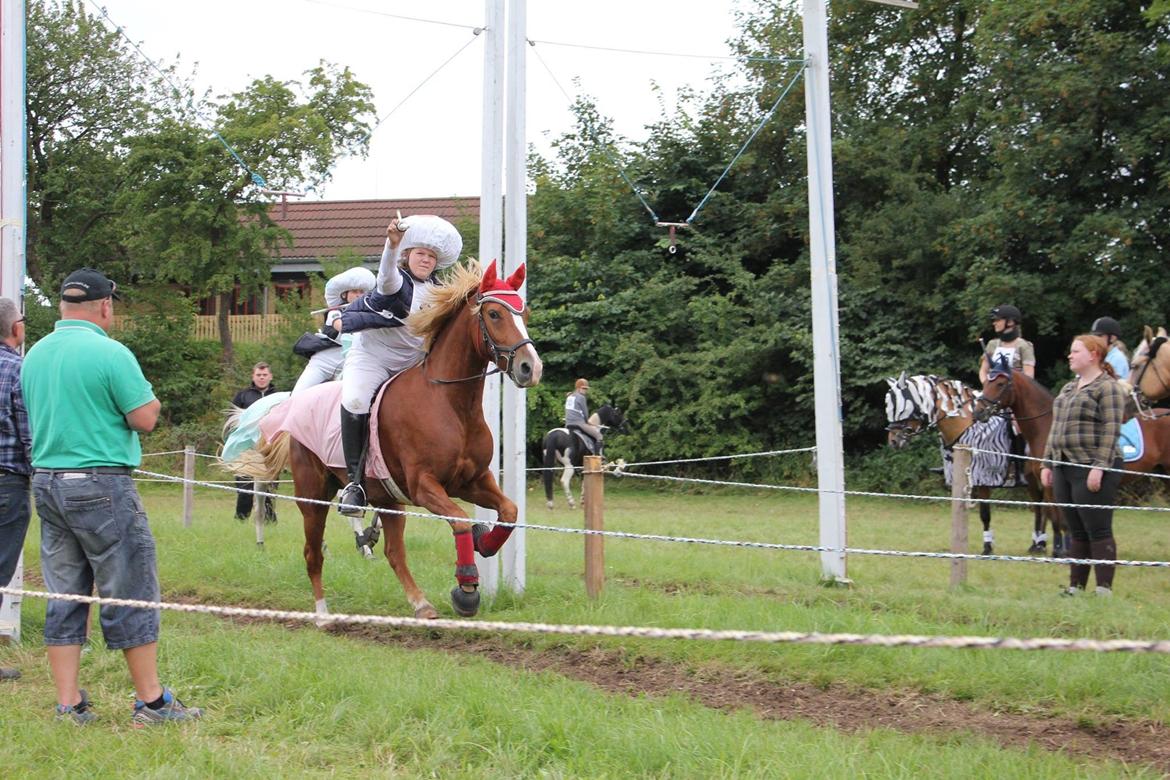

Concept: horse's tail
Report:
left=221, top=431, right=291, bottom=482
left=542, top=434, right=556, bottom=503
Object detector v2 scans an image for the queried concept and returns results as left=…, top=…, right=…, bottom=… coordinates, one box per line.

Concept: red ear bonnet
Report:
left=478, top=260, right=526, bottom=313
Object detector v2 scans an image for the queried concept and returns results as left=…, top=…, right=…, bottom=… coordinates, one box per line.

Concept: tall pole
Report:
left=476, top=0, right=506, bottom=597
left=803, top=0, right=848, bottom=583
left=0, top=0, right=26, bottom=642
left=501, top=0, right=527, bottom=594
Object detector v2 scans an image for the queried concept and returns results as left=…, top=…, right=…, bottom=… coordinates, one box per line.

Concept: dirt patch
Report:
left=226, top=614, right=1170, bottom=773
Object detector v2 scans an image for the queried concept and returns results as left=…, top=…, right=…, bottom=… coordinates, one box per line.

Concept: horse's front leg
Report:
left=411, top=475, right=481, bottom=617
left=976, top=487, right=993, bottom=555
left=458, top=472, right=518, bottom=558
left=374, top=504, right=438, bottom=620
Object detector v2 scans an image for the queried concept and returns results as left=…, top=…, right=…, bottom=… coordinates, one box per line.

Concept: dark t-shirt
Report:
left=232, top=383, right=279, bottom=410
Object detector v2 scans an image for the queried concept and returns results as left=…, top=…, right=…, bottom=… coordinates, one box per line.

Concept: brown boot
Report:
left=1089, top=537, right=1117, bottom=591
left=1066, top=538, right=1091, bottom=591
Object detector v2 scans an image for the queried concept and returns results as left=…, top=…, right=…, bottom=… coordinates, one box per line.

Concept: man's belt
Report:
left=34, top=466, right=133, bottom=476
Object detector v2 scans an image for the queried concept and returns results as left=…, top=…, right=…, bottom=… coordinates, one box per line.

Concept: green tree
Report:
left=116, top=65, right=375, bottom=363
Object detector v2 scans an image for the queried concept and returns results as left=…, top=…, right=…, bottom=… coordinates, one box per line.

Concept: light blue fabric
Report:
left=1106, top=346, right=1130, bottom=380
left=222, top=392, right=290, bottom=462
left=1118, top=417, right=1143, bottom=463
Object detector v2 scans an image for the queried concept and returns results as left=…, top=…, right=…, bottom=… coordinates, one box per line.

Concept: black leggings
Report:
left=1050, top=459, right=1122, bottom=542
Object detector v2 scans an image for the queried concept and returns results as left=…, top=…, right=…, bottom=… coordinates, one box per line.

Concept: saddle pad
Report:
left=1119, top=417, right=1144, bottom=463
left=258, top=377, right=405, bottom=481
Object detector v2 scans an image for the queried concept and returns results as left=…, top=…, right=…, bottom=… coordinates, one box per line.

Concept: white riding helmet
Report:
left=397, top=215, right=463, bottom=270
left=324, top=266, right=376, bottom=308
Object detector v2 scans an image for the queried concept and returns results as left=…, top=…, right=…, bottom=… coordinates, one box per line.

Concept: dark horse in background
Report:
left=224, top=261, right=542, bottom=620
left=542, top=404, right=628, bottom=509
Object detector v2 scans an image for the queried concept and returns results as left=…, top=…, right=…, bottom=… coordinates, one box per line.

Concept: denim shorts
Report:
left=32, top=472, right=160, bottom=650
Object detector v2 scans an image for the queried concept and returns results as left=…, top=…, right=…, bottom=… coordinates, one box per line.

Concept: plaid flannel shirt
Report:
left=0, top=344, right=31, bottom=475
left=1042, top=373, right=1126, bottom=470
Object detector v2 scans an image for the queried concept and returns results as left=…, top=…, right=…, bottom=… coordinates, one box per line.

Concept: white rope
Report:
left=967, top=445, right=1170, bottom=480
left=616, top=470, right=1170, bottom=515
left=140, top=449, right=189, bottom=458
left=620, top=447, right=816, bottom=468
left=130, top=469, right=1170, bottom=569
left=4, top=587, right=1166, bottom=654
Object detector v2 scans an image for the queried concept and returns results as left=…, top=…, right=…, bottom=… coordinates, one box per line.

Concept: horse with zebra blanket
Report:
left=885, top=373, right=1050, bottom=555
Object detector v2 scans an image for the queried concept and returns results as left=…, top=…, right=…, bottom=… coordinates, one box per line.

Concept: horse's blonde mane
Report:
left=406, top=261, right=483, bottom=351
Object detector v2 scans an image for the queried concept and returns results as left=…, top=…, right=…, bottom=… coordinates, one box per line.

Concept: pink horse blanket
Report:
left=258, top=380, right=396, bottom=481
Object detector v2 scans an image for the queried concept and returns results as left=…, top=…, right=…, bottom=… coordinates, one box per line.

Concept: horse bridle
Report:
left=1132, top=338, right=1170, bottom=408
left=978, top=369, right=1051, bottom=422
left=429, top=293, right=535, bottom=385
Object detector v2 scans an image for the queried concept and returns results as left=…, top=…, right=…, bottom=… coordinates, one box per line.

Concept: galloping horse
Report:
left=225, top=261, right=542, bottom=619
left=885, top=373, right=1044, bottom=554
left=972, top=362, right=1067, bottom=555
left=541, top=404, right=628, bottom=510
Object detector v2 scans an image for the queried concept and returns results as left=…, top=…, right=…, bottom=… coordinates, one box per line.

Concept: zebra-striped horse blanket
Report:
left=885, top=373, right=1021, bottom=488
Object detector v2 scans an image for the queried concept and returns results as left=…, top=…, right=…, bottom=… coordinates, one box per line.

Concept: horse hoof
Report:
left=450, top=585, right=480, bottom=617
left=1027, top=542, right=1046, bottom=554
left=414, top=603, right=439, bottom=620
left=982, top=544, right=993, bottom=556
left=359, top=544, right=374, bottom=560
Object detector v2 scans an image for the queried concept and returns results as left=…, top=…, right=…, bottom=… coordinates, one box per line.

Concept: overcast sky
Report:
left=86, top=0, right=761, bottom=202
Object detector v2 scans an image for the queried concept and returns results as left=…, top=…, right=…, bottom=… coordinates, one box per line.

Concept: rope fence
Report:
left=131, top=468, right=1170, bottom=570
left=4, top=586, right=1167, bottom=654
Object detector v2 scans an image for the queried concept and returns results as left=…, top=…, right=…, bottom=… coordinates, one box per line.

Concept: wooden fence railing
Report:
left=111, top=314, right=286, bottom=344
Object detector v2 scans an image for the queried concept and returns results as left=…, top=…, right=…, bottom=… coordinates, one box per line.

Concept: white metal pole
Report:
left=501, top=0, right=527, bottom=594
left=803, top=0, right=848, bottom=583
left=0, top=0, right=26, bottom=644
left=476, top=0, right=506, bottom=597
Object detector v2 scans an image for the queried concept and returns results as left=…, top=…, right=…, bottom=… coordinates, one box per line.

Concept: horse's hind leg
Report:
left=290, top=441, right=334, bottom=623
left=558, top=456, right=576, bottom=510
left=976, top=487, right=993, bottom=554
left=377, top=505, right=438, bottom=620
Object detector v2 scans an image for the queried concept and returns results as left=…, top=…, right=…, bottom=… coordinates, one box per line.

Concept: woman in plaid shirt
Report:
left=1040, top=334, right=1127, bottom=596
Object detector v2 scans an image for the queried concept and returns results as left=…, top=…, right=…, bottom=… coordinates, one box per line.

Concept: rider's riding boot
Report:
left=338, top=410, right=370, bottom=518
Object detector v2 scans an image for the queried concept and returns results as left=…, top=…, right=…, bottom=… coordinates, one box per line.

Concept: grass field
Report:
left=2, top=470, right=1169, bottom=777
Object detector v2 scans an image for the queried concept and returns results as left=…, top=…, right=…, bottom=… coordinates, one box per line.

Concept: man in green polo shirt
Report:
left=22, top=268, right=202, bottom=726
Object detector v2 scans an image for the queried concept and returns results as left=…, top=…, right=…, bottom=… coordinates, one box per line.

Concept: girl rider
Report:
left=290, top=266, right=376, bottom=395
left=334, top=215, right=463, bottom=517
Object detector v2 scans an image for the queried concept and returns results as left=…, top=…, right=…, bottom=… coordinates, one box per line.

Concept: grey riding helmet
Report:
left=989, top=304, right=1021, bottom=323
left=1090, top=316, right=1122, bottom=338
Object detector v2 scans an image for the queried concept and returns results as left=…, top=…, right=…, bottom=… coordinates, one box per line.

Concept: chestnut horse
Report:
left=972, top=363, right=1068, bottom=556
left=230, top=261, right=542, bottom=619
left=1130, top=325, right=1170, bottom=408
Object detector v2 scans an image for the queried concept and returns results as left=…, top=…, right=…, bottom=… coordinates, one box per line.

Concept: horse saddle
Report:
left=558, top=427, right=600, bottom=456
left=1119, top=418, right=1144, bottom=463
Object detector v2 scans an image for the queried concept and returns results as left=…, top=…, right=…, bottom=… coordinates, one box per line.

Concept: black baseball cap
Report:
left=60, top=268, right=120, bottom=302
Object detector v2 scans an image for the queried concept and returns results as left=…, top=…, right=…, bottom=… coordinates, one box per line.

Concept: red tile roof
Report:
left=265, top=197, right=480, bottom=264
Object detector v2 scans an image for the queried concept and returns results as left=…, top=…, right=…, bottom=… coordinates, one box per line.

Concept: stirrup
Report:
left=338, top=483, right=366, bottom=517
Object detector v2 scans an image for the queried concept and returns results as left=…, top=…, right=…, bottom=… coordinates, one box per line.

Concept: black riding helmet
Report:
left=989, top=304, right=1021, bottom=323
left=1090, top=316, right=1122, bottom=338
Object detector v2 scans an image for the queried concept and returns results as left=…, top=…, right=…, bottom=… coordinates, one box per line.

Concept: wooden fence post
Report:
left=950, top=445, right=971, bottom=587
left=182, top=446, right=195, bottom=528
left=583, top=455, right=604, bottom=599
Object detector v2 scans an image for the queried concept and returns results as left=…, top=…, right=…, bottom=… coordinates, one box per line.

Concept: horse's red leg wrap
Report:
left=454, top=530, right=478, bottom=586
left=474, top=524, right=514, bottom=557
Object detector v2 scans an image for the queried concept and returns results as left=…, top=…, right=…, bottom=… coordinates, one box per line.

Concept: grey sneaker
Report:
left=0, top=667, right=20, bottom=680
left=132, top=687, right=203, bottom=726
left=1059, top=586, right=1083, bottom=597
left=55, top=690, right=97, bottom=725
left=1095, top=586, right=1113, bottom=597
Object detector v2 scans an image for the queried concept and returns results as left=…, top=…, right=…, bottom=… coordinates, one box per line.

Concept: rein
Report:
left=980, top=370, right=1052, bottom=422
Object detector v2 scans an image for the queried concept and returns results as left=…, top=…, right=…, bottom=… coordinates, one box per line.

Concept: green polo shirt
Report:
left=21, top=319, right=156, bottom=468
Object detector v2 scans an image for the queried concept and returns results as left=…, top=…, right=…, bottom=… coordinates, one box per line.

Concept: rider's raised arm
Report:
left=377, top=238, right=406, bottom=295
